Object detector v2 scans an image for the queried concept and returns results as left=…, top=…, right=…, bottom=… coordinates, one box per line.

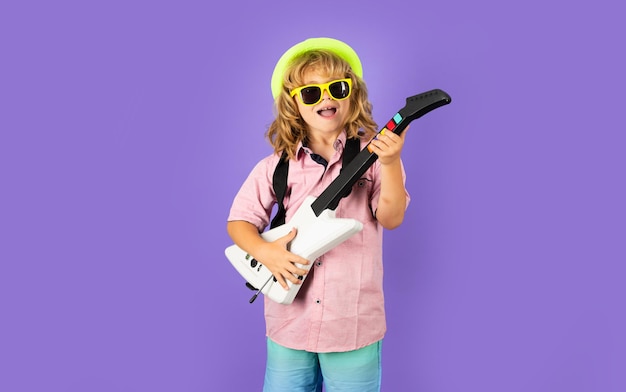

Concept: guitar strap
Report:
left=270, top=137, right=361, bottom=229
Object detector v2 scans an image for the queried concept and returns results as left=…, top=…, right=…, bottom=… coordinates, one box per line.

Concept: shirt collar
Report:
left=295, top=131, right=347, bottom=160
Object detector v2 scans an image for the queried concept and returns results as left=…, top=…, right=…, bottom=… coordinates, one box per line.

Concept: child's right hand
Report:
left=254, top=228, right=310, bottom=290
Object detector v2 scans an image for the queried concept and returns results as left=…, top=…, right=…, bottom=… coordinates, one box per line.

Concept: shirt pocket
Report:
left=342, top=176, right=376, bottom=220
left=353, top=176, right=374, bottom=198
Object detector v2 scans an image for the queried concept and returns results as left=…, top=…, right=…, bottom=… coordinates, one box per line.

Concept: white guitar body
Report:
left=225, top=195, right=363, bottom=304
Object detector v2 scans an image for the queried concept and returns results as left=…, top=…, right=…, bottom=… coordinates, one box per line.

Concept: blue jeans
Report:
left=263, top=338, right=382, bottom=392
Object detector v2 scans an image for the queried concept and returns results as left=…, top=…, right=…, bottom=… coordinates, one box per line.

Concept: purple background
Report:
left=1, top=1, right=624, bottom=391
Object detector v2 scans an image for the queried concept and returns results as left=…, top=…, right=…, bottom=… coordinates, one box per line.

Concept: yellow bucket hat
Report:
left=270, top=37, right=363, bottom=100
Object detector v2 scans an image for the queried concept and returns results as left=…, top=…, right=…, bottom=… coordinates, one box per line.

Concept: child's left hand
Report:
left=367, top=126, right=409, bottom=165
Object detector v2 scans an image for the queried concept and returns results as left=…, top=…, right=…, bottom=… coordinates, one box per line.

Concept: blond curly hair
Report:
left=266, top=50, right=378, bottom=160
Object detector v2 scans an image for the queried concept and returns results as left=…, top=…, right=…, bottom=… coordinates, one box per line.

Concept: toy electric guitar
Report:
left=226, top=89, right=452, bottom=304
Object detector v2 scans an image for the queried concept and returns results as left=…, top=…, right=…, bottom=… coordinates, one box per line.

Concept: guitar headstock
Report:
left=382, top=89, right=452, bottom=137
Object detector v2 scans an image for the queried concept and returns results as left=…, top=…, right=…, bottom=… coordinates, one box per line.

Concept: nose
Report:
left=321, top=88, right=332, bottom=100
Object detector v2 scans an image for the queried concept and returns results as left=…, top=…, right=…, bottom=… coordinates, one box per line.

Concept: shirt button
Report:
left=316, top=261, right=322, bottom=267
left=315, top=299, right=321, bottom=304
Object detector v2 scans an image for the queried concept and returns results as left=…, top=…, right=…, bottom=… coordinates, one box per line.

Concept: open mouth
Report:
left=317, top=107, right=337, bottom=117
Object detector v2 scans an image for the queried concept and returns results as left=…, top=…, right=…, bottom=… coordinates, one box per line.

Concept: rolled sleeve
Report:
left=227, top=154, right=281, bottom=232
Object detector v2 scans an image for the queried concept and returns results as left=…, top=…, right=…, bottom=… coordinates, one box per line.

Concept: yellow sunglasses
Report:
left=290, top=78, right=352, bottom=106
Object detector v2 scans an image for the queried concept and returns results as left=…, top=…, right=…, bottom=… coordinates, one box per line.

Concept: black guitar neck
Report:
left=310, top=88, right=452, bottom=216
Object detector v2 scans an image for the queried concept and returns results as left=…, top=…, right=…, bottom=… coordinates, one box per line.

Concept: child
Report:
left=227, top=37, right=410, bottom=392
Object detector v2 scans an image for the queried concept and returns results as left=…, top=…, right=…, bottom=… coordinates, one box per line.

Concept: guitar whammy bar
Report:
left=225, top=89, right=452, bottom=304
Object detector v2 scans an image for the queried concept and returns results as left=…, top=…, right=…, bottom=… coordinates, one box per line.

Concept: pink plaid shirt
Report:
left=227, top=132, right=409, bottom=353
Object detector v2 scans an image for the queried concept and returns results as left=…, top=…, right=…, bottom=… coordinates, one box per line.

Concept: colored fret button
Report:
left=393, top=113, right=402, bottom=123
left=386, top=120, right=396, bottom=131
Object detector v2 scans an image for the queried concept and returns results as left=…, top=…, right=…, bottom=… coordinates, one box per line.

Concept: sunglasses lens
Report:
left=295, top=80, right=351, bottom=105
left=329, top=81, right=350, bottom=99
left=300, top=87, right=322, bottom=105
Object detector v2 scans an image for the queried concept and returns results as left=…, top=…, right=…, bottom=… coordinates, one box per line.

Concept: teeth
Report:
left=317, top=107, right=336, bottom=115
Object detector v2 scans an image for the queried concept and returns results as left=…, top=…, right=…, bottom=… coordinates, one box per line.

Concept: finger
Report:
left=286, top=272, right=304, bottom=285
left=384, top=133, right=404, bottom=148
left=370, top=139, right=392, bottom=154
left=284, top=251, right=309, bottom=267
left=367, top=139, right=384, bottom=153
left=289, top=263, right=309, bottom=276
left=277, top=227, right=298, bottom=247
left=384, top=132, right=402, bottom=144
left=275, top=274, right=289, bottom=290
left=279, top=269, right=303, bottom=288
